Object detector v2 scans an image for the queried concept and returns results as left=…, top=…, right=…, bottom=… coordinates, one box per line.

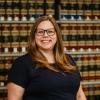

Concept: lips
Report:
left=41, top=40, right=51, bottom=43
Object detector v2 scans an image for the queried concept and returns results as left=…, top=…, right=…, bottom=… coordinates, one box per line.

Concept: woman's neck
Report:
left=39, top=49, right=55, bottom=63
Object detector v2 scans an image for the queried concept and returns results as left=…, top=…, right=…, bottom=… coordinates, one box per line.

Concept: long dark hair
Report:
left=28, top=15, right=77, bottom=73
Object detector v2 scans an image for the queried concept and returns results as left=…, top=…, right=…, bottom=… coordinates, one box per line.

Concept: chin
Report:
left=40, top=47, right=53, bottom=51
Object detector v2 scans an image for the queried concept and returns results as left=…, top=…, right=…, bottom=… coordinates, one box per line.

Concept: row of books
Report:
left=1, top=24, right=100, bottom=30
left=0, top=1, right=100, bottom=21
left=0, top=34, right=100, bottom=42
left=62, top=34, right=100, bottom=41
left=0, top=2, right=100, bottom=10
left=1, top=33, right=99, bottom=40
left=83, top=84, right=100, bottom=100
left=0, top=41, right=99, bottom=52
left=60, top=24, right=100, bottom=30
left=0, top=37, right=99, bottom=44
left=0, top=0, right=99, bottom=3
left=0, top=14, right=100, bottom=21
left=0, top=24, right=100, bottom=33
left=0, top=40, right=100, bottom=53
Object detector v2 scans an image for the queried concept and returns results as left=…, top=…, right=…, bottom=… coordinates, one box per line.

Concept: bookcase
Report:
left=0, top=0, right=100, bottom=99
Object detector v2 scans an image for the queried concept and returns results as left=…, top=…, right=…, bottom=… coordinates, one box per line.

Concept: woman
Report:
left=7, top=15, right=86, bottom=100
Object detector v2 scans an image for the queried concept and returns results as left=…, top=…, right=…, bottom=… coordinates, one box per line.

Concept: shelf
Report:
left=57, top=20, right=100, bottom=24
left=67, top=51, right=100, bottom=55
left=0, top=20, right=100, bottom=24
left=81, top=81, right=100, bottom=85
left=0, top=21, right=35, bottom=24
left=0, top=53, right=26, bottom=57
left=0, top=51, right=100, bottom=57
left=0, top=86, right=6, bottom=90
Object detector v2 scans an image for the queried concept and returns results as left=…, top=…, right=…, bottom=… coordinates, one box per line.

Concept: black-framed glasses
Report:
left=36, top=28, right=56, bottom=36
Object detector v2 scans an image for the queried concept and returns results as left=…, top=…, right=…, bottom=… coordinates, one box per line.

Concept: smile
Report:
left=41, top=40, right=51, bottom=43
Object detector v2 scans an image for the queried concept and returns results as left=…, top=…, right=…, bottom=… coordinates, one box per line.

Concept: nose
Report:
left=43, top=30, right=48, bottom=36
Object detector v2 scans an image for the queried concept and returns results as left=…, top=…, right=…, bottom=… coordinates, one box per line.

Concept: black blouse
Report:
left=7, top=53, right=81, bottom=100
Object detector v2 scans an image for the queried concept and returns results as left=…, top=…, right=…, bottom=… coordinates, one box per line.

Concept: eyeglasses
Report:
left=36, top=28, right=55, bottom=36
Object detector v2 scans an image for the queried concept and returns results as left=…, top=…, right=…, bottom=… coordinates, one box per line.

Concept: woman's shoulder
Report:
left=15, top=53, right=31, bottom=61
left=14, top=53, right=31, bottom=62
left=13, top=53, right=33, bottom=67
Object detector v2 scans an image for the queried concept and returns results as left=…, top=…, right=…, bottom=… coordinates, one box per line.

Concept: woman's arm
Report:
left=7, top=83, right=25, bottom=100
left=76, top=84, right=87, bottom=100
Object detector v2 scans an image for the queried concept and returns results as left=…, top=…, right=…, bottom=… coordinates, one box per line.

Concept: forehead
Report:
left=37, top=20, right=54, bottom=29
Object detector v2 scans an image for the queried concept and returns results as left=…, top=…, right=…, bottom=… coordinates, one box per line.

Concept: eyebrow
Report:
left=37, top=28, right=55, bottom=30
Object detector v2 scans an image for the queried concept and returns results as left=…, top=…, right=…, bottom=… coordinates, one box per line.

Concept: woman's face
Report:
left=35, top=20, right=57, bottom=51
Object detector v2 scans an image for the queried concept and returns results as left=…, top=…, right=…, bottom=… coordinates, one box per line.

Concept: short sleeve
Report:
left=7, top=58, right=29, bottom=89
